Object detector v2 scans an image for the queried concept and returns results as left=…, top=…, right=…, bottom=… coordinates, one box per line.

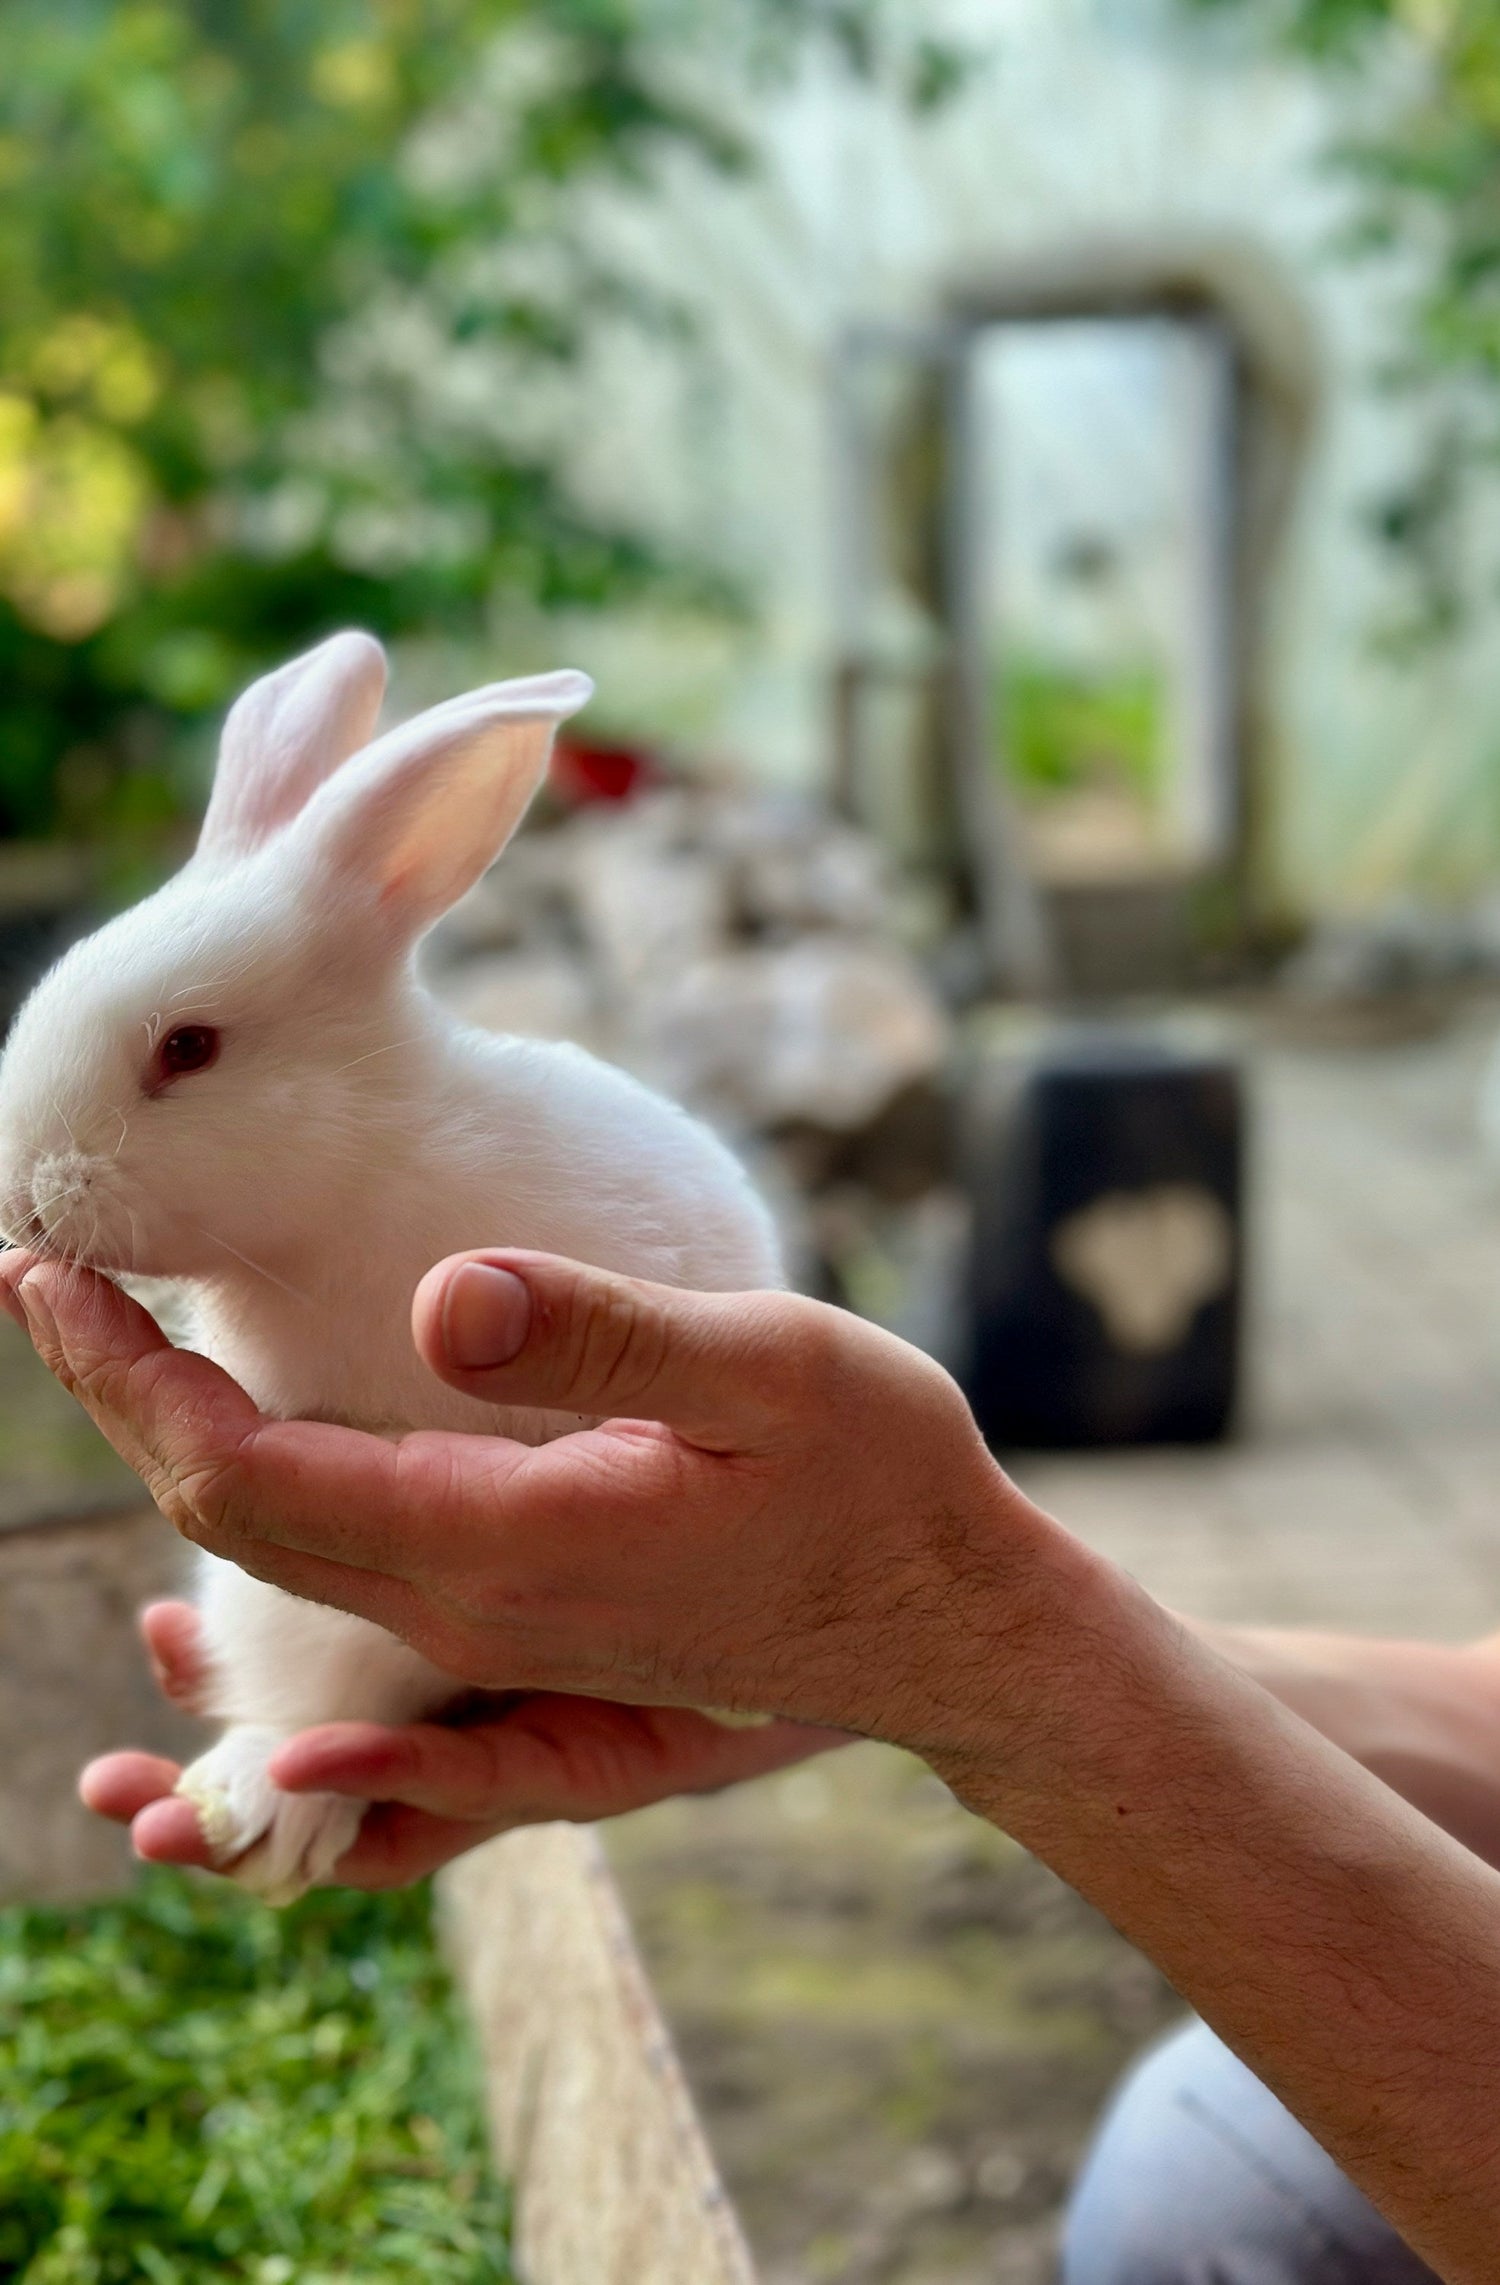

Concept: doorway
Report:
left=832, top=250, right=1312, bottom=993
left=970, top=314, right=1235, bottom=890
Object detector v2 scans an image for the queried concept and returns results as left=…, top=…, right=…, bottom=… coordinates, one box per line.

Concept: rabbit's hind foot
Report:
left=175, top=1725, right=363, bottom=1908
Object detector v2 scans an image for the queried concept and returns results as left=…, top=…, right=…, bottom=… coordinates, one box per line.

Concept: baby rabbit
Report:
left=0, top=633, right=781, bottom=1902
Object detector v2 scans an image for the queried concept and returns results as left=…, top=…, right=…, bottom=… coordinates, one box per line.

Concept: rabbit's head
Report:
left=0, top=632, right=590, bottom=1279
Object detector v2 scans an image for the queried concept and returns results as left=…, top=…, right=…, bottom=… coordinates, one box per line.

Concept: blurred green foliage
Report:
left=0, top=1870, right=511, bottom=2283
left=1184, top=0, right=1500, bottom=645
left=1187, top=0, right=1396, bottom=54
left=0, top=0, right=958, bottom=844
left=998, top=654, right=1164, bottom=801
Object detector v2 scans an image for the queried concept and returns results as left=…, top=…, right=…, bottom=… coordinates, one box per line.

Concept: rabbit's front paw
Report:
left=175, top=1726, right=363, bottom=1908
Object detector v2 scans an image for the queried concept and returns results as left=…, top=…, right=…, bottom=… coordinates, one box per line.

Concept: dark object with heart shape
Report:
left=961, top=1030, right=1245, bottom=1448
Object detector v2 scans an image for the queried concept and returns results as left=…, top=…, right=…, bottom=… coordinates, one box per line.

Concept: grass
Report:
left=0, top=1871, right=516, bottom=2285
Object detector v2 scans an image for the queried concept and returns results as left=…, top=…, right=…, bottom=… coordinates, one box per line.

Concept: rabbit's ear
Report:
left=199, top=631, right=389, bottom=860
left=303, top=669, right=592, bottom=936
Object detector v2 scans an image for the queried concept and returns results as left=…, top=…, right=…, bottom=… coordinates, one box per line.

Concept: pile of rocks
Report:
left=1281, top=894, right=1500, bottom=1003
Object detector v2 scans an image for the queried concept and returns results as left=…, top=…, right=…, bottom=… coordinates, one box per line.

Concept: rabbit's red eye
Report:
left=157, top=1025, right=220, bottom=1080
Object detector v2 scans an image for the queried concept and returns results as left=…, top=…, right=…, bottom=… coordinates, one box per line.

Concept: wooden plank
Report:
left=439, top=1823, right=757, bottom=2285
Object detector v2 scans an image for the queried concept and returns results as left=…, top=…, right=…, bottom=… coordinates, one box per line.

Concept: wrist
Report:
left=877, top=1463, right=1149, bottom=1791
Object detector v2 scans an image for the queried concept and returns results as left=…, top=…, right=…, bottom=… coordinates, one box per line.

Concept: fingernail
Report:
left=442, top=1262, right=532, bottom=1370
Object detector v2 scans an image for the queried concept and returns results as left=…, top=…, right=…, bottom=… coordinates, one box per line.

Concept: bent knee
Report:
left=1061, top=2021, right=1437, bottom=2285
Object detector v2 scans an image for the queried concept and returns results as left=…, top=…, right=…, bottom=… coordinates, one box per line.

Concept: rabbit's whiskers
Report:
left=328, top=1036, right=424, bottom=1078
left=27, top=1185, right=82, bottom=1226
left=167, top=978, right=234, bottom=1004
left=160, top=939, right=262, bottom=1012
left=196, top=1227, right=311, bottom=1305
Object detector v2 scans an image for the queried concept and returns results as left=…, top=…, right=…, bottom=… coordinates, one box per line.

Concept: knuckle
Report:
left=144, top=1467, right=201, bottom=1542
left=464, top=1728, right=527, bottom=1818
left=434, top=1566, right=541, bottom=1646
left=168, top=1452, right=244, bottom=1541
left=405, top=1610, right=480, bottom=1679
left=568, top=1277, right=672, bottom=1408
left=146, top=1432, right=252, bottom=1552
left=756, top=1291, right=970, bottom=1438
left=391, top=1434, right=469, bottom=1539
left=457, top=1577, right=522, bottom=1627
left=61, top=1347, right=123, bottom=1416
left=381, top=1728, right=432, bottom=1792
left=755, top=1292, right=847, bottom=1409
left=21, top=1278, right=116, bottom=1407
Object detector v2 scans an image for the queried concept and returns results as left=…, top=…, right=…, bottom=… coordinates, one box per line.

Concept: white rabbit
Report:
left=0, top=632, right=782, bottom=1904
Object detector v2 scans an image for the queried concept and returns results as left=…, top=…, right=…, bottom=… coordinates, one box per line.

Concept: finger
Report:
left=172, top=1525, right=459, bottom=1665
left=163, top=1428, right=565, bottom=1676
left=0, top=1253, right=538, bottom=1607
left=0, top=1256, right=415, bottom=1601
left=140, top=1602, right=208, bottom=1710
left=411, top=1250, right=811, bottom=1451
left=0, top=1261, right=428, bottom=1627
left=330, top=1715, right=851, bottom=1889
left=270, top=1695, right=844, bottom=1821
left=79, top=1750, right=182, bottom=1824
left=332, top=1802, right=508, bottom=1890
left=0, top=1253, right=262, bottom=1520
left=131, top=1796, right=216, bottom=1867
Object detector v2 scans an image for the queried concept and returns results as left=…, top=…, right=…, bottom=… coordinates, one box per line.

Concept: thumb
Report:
left=411, top=1249, right=797, bottom=1449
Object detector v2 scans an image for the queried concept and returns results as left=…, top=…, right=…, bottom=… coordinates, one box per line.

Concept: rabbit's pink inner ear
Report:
left=362, top=715, right=559, bottom=930
left=307, top=670, right=591, bottom=939
left=199, top=630, right=388, bottom=860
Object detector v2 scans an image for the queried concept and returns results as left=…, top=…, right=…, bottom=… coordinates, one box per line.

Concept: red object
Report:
left=550, top=737, right=665, bottom=806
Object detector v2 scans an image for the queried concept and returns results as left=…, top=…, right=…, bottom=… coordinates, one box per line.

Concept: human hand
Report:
left=1, top=1245, right=1061, bottom=1764
left=80, top=1599, right=840, bottom=1886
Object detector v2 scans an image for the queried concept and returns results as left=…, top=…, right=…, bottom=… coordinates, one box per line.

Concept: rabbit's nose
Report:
left=23, top=1152, right=131, bottom=1275
left=30, top=1151, right=90, bottom=1232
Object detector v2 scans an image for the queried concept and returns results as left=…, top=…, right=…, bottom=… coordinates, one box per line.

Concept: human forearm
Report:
left=1190, top=1619, right=1500, bottom=1869
left=931, top=1524, right=1500, bottom=2284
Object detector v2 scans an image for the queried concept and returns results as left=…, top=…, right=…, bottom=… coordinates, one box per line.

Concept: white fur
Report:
left=0, top=633, right=781, bottom=1903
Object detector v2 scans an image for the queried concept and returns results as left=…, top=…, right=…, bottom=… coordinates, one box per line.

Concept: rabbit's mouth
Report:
left=20, top=1227, right=134, bottom=1275
left=1, top=1213, right=91, bottom=1266
left=0, top=1188, right=49, bottom=1252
